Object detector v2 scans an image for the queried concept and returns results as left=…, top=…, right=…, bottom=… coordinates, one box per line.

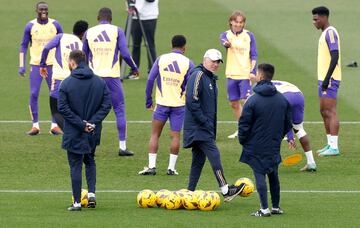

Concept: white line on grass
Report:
left=1, top=120, right=360, bottom=124
left=0, top=190, right=359, bottom=193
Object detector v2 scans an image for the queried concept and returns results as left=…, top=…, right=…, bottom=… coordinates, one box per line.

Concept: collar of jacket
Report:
left=199, top=64, right=218, bottom=80
left=71, top=62, right=94, bottom=79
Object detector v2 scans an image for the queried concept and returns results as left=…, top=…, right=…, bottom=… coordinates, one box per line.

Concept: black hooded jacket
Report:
left=58, top=62, right=112, bottom=154
left=238, top=80, right=292, bottom=173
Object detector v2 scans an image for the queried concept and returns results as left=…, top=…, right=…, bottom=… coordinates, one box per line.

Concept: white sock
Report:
left=149, top=153, right=157, bottom=168
left=305, top=150, right=315, bottom=164
left=261, top=208, right=270, bottom=214
left=33, top=122, right=40, bottom=129
left=119, top=141, right=126, bottom=150
left=73, top=202, right=81, bottom=207
left=168, top=154, right=178, bottom=171
left=221, top=184, right=229, bottom=195
left=51, top=122, right=58, bottom=129
left=326, top=134, right=331, bottom=145
left=88, top=192, right=95, bottom=198
left=330, top=135, right=338, bottom=149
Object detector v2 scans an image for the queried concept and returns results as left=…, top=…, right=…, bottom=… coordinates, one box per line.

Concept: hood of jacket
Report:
left=71, top=62, right=94, bottom=79
left=253, top=80, right=277, bottom=96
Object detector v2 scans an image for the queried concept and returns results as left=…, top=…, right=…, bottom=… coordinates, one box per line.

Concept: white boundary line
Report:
left=0, top=189, right=359, bottom=193
left=0, top=120, right=360, bottom=124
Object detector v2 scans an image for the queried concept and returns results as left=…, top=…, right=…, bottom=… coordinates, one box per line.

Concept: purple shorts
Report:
left=226, top=78, right=252, bottom=101
left=50, top=79, right=62, bottom=99
left=282, top=92, right=304, bottom=124
left=318, top=79, right=340, bottom=99
left=153, top=104, right=185, bottom=132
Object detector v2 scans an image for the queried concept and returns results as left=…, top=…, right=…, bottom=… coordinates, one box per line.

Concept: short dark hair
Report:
left=69, top=50, right=86, bottom=65
left=73, top=20, right=88, bottom=36
left=312, top=6, right=330, bottom=17
left=258, top=63, right=275, bottom=80
left=36, top=1, right=47, bottom=9
left=172, top=35, right=186, bottom=48
left=98, top=7, right=112, bottom=20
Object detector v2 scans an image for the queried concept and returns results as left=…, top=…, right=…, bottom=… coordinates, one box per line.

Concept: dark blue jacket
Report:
left=238, top=80, right=292, bottom=173
left=183, top=64, right=218, bottom=148
left=58, top=62, right=112, bottom=154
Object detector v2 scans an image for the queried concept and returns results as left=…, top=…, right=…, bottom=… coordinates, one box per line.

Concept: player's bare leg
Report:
left=167, top=130, right=180, bottom=175
left=298, top=135, right=316, bottom=171
left=228, top=100, right=242, bottom=138
left=319, top=97, right=340, bottom=156
left=139, top=119, right=165, bottom=175
left=317, top=97, right=331, bottom=153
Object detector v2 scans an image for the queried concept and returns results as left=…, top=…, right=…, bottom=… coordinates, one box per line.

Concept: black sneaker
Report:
left=88, top=196, right=96, bottom=208
left=67, top=204, right=81, bottom=211
left=271, top=208, right=283, bottom=215
left=166, top=169, right=179, bottom=175
left=251, top=209, right=271, bottom=217
left=119, top=149, right=134, bottom=156
left=222, top=183, right=245, bottom=202
left=346, top=61, right=358, bottom=67
left=138, top=167, right=156, bottom=175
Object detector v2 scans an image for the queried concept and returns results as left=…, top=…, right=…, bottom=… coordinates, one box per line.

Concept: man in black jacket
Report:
left=238, top=63, right=292, bottom=216
left=58, top=50, right=112, bottom=211
left=183, top=49, right=245, bottom=202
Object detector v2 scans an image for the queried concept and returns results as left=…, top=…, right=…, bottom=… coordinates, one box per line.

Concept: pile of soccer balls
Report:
left=136, top=177, right=255, bottom=211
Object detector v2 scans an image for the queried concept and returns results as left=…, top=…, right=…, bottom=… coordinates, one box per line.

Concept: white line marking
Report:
left=0, top=190, right=359, bottom=193
left=0, top=120, right=359, bottom=124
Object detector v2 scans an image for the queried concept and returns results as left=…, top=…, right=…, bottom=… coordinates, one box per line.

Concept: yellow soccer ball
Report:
left=235, top=177, right=255, bottom=197
left=72, top=189, right=89, bottom=208
left=164, top=192, right=181, bottom=210
left=155, top=189, right=171, bottom=208
left=198, top=192, right=217, bottom=211
left=137, top=189, right=157, bottom=208
left=207, top=191, right=221, bottom=209
left=182, top=192, right=198, bottom=210
left=175, top=189, right=190, bottom=207
left=193, top=190, right=205, bottom=199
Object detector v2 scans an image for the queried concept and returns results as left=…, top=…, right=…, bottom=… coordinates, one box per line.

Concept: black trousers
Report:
left=131, top=19, right=157, bottom=71
left=253, top=167, right=280, bottom=209
left=188, top=140, right=227, bottom=191
left=67, top=150, right=96, bottom=203
left=50, top=96, right=64, bottom=129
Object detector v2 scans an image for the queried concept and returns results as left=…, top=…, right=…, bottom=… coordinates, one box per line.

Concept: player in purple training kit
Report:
left=19, top=1, right=63, bottom=136
left=272, top=80, right=317, bottom=172
left=83, top=7, right=139, bottom=156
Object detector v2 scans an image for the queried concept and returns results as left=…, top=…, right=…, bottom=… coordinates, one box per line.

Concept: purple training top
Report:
left=325, top=29, right=339, bottom=52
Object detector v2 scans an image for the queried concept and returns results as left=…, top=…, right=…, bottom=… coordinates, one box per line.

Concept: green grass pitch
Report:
left=0, top=0, right=359, bottom=227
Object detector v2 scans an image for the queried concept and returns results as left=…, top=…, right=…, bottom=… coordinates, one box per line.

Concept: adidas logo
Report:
left=65, top=42, right=80, bottom=51
left=163, top=61, right=180, bottom=74
left=94, top=30, right=111, bottom=42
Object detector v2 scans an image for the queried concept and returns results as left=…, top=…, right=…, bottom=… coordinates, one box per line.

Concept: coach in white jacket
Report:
left=129, top=0, right=159, bottom=77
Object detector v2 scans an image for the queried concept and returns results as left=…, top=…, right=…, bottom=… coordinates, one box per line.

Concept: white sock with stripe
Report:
left=168, top=154, right=178, bottom=171
left=149, top=153, right=157, bottom=169
left=33, top=122, right=40, bottom=129
left=305, top=150, right=315, bottom=164
left=330, top=135, right=338, bottom=149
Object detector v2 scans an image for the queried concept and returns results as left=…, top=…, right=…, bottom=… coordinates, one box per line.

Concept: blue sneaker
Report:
left=316, top=145, right=330, bottom=154
left=319, top=148, right=340, bottom=157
